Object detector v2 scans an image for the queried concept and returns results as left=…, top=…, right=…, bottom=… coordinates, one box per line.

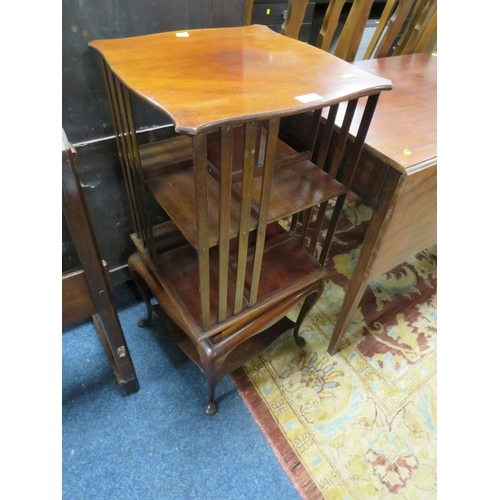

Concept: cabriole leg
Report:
left=293, top=282, right=325, bottom=346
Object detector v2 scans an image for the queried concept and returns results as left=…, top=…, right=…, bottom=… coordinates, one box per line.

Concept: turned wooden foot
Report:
left=204, top=401, right=218, bottom=415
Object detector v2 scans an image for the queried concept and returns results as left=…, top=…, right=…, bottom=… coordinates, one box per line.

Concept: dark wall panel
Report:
left=62, top=0, right=244, bottom=143
left=62, top=0, right=245, bottom=284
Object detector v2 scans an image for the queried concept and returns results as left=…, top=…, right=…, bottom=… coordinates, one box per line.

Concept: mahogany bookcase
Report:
left=89, top=25, right=391, bottom=414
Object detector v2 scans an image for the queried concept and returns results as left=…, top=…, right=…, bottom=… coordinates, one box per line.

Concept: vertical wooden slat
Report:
left=281, top=0, right=309, bottom=39
left=102, top=62, right=140, bottom=236
left=113, top=79, right=138, bottom=218
left=103, top=61, right=140, bottom=236
left=243, top=0, right=254, bottom=25
left=314, top=104, right=339, bottom=170
left=249, top=117, right=279, bottom=306
left=320, top=93, right=381, bottom=264
left=340, top=94, right=380, bottom=191
left=114, top=81, right=149, bottom=250
left=412, top=10, right=437, bottom=54
left=364, top=0, right=397, bottom=59
left=306, top=108, right=323, bottom=160
left=325, top=99, right=358, bottom=178
left=218, top=126, right=233, bottom=322
left=306, top=100, right=353, bottom=260
left=234, top=121, right=258, bottom=315
left=317, top=0, right=348, bottom=52
left=398, top=0, right=437, bottom=55
left=297, top=207, right=312, bottom=247
left=319, top=193, right=346, bottom=265
left=307, top=200, right=328, bottom=255
left=393, top=0, right=430, bottom=55
left=193, top=133, right=211, bottom=330
left=334, top=0, right=375, bottom=62
left=122, top=87, right=155, bottom=256
left=369, top=0, right=414, bottom=59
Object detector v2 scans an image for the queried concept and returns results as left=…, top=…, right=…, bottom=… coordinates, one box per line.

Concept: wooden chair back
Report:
left=243, top=0, right=254, bottom=26
left=394, top=0, right=437, bottom=55
left=281, top=0, right=311, bottom=39
left=363, top=0, right=437, bottom=59
left=318, top=0, right=376, bottom=60
left=246, top=0, right=375, bottom=62
left=245, top=0, right=436, bottom=61
left=244, top=0, right=310, bottom=39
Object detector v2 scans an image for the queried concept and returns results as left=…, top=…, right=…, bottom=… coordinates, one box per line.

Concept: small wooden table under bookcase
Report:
left=89, top=24, right=391, bottom=414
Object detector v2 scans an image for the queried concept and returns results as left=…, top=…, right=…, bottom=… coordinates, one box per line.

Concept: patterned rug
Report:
left=231, top=195, right=437, bottom=500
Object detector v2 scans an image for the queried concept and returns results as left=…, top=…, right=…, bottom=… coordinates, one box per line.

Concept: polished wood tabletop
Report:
left=89, top=25, right=392, bottom=134
left=350, top=53, right=437, bottom=175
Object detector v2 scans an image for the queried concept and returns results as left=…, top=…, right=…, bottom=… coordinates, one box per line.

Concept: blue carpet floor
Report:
left=62, top=281, right=300, bottom=500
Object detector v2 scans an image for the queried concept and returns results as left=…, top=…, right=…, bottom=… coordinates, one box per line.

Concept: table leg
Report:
left=327, top=167, right=403, bottom=355
left=92, top=311, right=140, bottom=395
left=63, top=132, right=140, bottom=395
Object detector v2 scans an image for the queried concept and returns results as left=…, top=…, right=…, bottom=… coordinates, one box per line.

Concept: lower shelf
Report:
left=129, top=249, right=325, bottom=414
left=134, top=227, right=325, bottom=341
left=154, top=304, right=295, bottom=383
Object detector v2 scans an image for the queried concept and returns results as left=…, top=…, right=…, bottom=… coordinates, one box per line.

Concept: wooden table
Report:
left=89, top=25, right=392, bottom=413
left=327, top=53, right=437, bottom=354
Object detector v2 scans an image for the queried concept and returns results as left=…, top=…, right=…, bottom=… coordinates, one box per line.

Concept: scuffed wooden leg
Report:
left=328, top=280, right=368, bottom=355
left=293, top=281, right=325, bottom=347
left=92, top=313, right=140, bottom=395
left=199, top=343, right=224, bottom=416
left=204, top=383, right=218, bottom=416
left=203, top=364, right=218, bottom=415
